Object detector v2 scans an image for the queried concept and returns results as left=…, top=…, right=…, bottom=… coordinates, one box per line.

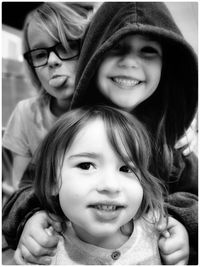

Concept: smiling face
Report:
left=27, top=21, right=77, bottom=106
left=97, top=34, right=162, bottom=111
left=59, top=118, right=143, bottom=248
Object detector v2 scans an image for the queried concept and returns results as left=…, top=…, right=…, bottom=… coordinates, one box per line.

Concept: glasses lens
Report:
left=56, top=41, right=79, bottom=60
left=30, top=49, right=48, bottom=67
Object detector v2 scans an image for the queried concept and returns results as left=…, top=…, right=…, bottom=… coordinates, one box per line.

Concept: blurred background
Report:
left=2, top=2, right=198, bottom=127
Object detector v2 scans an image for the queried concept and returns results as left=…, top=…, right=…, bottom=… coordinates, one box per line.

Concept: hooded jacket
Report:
left=3, top=2, right=198, bottom=264
left=71, top=2, right=198, bottom=144
left=70, top=2, right=198, bottom=264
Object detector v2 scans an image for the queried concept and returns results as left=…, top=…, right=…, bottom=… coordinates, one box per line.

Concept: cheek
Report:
left=63, top=61, right=77, bottom=76
left=128, top=182, right=143, bottom=209
left=151, top=61, right=162, bottom=84
left=59, top=182, right=80, bottom=218
left=35, top=69, right=48, bottom=85
left=145, top=63, right=162, bottom=94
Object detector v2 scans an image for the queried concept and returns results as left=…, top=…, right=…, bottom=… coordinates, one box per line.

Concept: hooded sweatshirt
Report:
left=71, top=2, right=198, bottom=141
left=3, top=2, right=198, bottom=264
left=70, top=2, right=198, bottom=264
left=70, top=1, right=198, bottom=188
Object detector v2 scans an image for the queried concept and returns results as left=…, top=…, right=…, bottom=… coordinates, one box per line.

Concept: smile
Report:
left=111, top=77, right=141, bottom=88
left=89, top=203, right=125, bottom=211
left=94, top=204, right=122, bottom=211
left=88, top=203, right=125, bottom=221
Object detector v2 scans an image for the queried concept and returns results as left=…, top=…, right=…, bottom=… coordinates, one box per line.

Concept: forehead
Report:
left=68, top=118, right=107, bottom=151
left=118, top=34, right=161, bottom=46
left=66, top=117, right=128, bottom=157
left=27, top=20, right=56, bottom=49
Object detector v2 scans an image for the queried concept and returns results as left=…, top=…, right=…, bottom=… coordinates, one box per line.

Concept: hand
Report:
left=158, top=216, right=189, bottom=265
left=175, top=118, right=198, bottom=156
left=14, top=210, right=62, bottom=265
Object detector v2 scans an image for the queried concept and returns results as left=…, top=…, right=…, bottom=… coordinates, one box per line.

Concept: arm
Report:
left=2, top=162, right=39, bottom=249
left=166, top=192, right=198, bottom=265
left=2, top=162, right=61, bottom=260
left=14, top=211, right=61, bottom=265
left=12, top=153, right=31, bottom=189
left=2, top=186, right=40, bottom=249
left=169, top=151, right=198, bottom=195
left=158, top=216, right=189, bottom=265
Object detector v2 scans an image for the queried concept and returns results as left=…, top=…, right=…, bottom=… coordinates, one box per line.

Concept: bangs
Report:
left=33, top=3, right=88, bottom=50
left=103, top=111, right=151, bottom=180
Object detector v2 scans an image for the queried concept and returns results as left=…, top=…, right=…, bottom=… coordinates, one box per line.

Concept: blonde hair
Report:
left=23, top=2, right=90, bottom=93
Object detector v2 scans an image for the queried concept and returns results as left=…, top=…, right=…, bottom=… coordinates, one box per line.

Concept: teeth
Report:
left=96, top=205, right=117, bottom=211
left=113, top=77, right=139, bottom=87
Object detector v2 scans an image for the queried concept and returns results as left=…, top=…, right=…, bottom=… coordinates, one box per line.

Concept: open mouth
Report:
left=49, top=75, right=68, bottom=88
left=111, top=77, right=142, bottom=88
left=89, top=204, right=124, bottom=211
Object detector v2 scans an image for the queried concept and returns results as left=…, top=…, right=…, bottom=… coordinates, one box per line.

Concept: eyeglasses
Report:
left=24, top=41, right=80, bottom=68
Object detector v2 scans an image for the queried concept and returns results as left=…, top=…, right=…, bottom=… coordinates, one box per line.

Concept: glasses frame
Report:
left=23, top=42, right=80, bottom=68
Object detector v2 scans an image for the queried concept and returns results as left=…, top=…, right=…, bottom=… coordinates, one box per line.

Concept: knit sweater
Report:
left=51, top=218, right=161, bottom=265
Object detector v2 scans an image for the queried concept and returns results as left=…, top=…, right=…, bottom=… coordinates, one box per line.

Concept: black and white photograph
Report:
left=2, top=2, right=198, bottom=265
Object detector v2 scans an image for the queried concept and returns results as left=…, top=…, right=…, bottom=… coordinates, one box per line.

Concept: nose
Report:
left=118, top=53, right=140, bottom=68
left=48, top=51, right=62, bottom=68
left=96, top=169, right=121, bottom=194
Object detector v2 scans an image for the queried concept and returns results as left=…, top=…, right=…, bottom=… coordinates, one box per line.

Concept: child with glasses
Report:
left=23, top=105, right=170, bottom=264
left=2, top=2, right=89, bottom=189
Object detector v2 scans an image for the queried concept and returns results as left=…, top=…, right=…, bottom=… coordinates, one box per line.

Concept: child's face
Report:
left=97, top=34, right=162, bottom=111
left=27, top=20, right=77, bottom=104
left=59, top=118, right=143, bottom=247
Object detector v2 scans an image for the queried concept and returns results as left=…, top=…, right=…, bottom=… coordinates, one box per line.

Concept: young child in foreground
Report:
left=30, top=105, right=174, bottom=264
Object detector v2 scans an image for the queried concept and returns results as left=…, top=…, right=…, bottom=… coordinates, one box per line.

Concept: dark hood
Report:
left=71, top=2, right=198, bottom=140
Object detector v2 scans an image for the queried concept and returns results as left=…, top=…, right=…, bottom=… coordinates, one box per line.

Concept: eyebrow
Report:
left=68, top=152, right=101, bottom=160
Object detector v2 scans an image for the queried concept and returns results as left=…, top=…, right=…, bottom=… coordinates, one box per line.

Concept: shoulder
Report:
left=16, top=96, right=51, bottom=119
left=13, top=96, right=40, bottom=114
left=137, top=211, right=160, bottom=239
left=170, top=150, right=198, bottom=194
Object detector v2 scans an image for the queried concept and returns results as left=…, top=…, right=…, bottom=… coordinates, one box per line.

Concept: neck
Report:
left=50, top=97, right=71, bottom=117
left=72, top=221, right=133, bottom=249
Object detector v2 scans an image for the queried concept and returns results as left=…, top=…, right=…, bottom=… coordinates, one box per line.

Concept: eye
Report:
left=77, top=162, right=94, bottom=170
left=141, top=46, right=161, bottom=57
left=109, top=43, right=127, bottom=55
left=119, top=165, right=133, bottom=173
left=31, top=50, right=47, bottom=62
left=68, top=40, right=80, bottom=51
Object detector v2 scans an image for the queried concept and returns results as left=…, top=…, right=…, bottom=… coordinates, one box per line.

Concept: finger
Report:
left=161, top=229, right=170, bottom=238
left=161, top=250, right=188, bottom=265
left=21, top=235, right=57, bottom=257
left=191, top=117, right=197, bottom=131
left=159, top=235, right=187, bottom=256
left=20, top=244, right=52, bottom=265
left=47, top=214, right=63, bottom=233
left=29, top=226, right=59, bottom=248
left=155, top=216, right=168, bottom=233
left=14, top=248, right=28, bottom=265
left=158, top=235, right=179, bottom=255
left=166, top=216, right=178, bottom=231
left=182, top=147, right=191, bottom=156
left=176, top=259, right=189, bottom=265
left=175, top=128, right=194, bottom=149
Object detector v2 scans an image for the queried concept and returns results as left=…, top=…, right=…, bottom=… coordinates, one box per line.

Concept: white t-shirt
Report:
left=3, top=96, right=58, bottom=157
